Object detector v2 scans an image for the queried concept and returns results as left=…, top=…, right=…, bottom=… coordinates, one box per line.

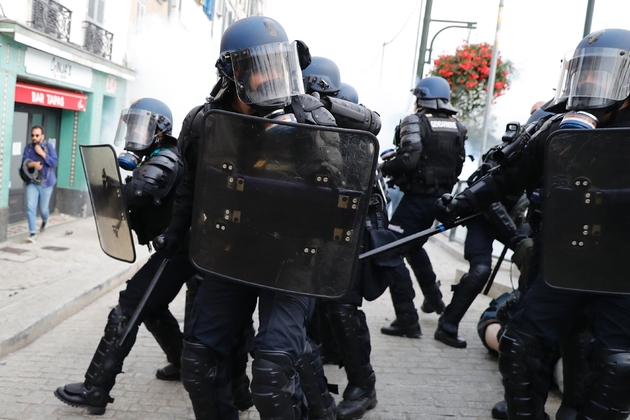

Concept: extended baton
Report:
left=482, top=244, right=509, bottom=295
left=359, top=213, right=479, bottom=261
left=118, top=258, right=170, bottom=348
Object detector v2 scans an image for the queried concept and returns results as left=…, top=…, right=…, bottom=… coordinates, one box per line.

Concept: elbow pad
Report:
left=323, top=96, right=381, bottom=135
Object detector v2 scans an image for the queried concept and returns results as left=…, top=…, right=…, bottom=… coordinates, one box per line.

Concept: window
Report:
left=87, top=0, right=105, bottom=24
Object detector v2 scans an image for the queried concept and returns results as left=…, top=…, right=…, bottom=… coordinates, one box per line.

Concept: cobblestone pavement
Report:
left=0, top=238, right=562, bottom=419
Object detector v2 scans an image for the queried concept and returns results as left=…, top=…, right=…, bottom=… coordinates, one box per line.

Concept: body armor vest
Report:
left=409, top=111, right=466, bottom=195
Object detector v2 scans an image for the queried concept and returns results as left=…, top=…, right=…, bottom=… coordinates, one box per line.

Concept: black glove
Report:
left=434, top=193, right=473, bottom=226
left=152, top=228, right=182, bottom=259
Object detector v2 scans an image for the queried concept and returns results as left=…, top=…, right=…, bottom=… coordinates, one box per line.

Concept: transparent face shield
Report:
left=113, top=108, right=159, bottom=151
left=230, top=41, right=304, bottom=109
left=554, top=47, right=630, bottom=110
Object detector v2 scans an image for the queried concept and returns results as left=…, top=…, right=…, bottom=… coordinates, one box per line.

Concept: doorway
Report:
left=8, top=104, right=61, bottom=223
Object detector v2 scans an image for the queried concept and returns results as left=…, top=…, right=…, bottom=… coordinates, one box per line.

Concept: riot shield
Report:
left=543, top=128, right=630, bottom=294
left=80, top=144, right=135, bottom=263
left=190, top=110, right=378, bottom=298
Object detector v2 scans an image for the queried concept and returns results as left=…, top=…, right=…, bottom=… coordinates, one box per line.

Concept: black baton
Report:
left=483, top=244, right=509, bottom=295
left=359, top=213, right=479, bottom=261
left=118, top=258, right=170, bottom=348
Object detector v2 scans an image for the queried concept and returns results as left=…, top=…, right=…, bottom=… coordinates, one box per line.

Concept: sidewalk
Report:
left=0, top=214, right=150, bottom=358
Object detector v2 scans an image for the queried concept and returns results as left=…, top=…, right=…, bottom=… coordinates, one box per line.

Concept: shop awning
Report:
left=15, top=82, right=87, bottom=112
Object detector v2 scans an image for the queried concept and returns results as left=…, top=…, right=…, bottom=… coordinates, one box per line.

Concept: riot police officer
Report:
left=434, top=149, right=531, bottom=349
left=380, top=76, right=467, bottom=338
left=153, top=17, right=350, bottom=420
left=302, top=58, right=388, bottom=419
left=435, top=29, right=630, bottom=419
left=54, top=98, right=200, bottom=414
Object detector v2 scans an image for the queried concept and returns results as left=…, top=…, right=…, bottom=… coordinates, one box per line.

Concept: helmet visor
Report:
left=555, top=47, right=630, bottom=110
left=231, top=41, right=304, bottom=108
left=113, top=108, right=159, bottom=151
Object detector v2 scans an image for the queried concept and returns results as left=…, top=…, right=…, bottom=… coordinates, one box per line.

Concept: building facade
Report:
left=0, top=0, right=264, bottom=242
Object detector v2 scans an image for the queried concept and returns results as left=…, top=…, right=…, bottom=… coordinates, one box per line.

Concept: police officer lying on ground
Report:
left=153, top=16, right=353, bottom=420
left=380, top=76, right=468, bottom=338
left=435, top=29, right=630, bottom=419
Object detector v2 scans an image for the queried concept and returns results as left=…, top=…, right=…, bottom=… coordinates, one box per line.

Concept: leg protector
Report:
left=326, top=303, right=377, bottom=419
left=143, top=309, right=183, bottom=380
left=251, top=350, right=301, bottom=420
left=54, top=305, right=136, bottom=414
left=295, top=340, right=336, bottom=420
left=557, top=329, right=592, bottom=418
left=436, top=265, right=491, bottom=348
left=578, top=349, right=630, bottom=420
left=498, top=327, right=551, bottom=420
left=180, top=340, right=236, bottom=420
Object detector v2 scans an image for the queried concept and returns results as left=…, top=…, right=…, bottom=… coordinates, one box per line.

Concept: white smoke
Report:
left=125, top=13, right=218, bottom=138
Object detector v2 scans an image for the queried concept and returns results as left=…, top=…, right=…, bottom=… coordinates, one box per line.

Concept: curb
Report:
left=0, top=253, right=150, bottom=358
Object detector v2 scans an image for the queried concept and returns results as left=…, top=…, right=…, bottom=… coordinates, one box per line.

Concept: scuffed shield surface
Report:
left=190, top=110, right=378, bottom=297
left=80, top=144, right=135, bottom=263
left=543, top=128, right=630, bottom=294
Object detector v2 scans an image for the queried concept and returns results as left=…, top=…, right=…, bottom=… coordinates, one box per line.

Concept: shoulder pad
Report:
left=399, top=114, right=421, bottom=145
left=292, top=94, right=337, bottom=127
left=131, top=151, right=182, bottom=203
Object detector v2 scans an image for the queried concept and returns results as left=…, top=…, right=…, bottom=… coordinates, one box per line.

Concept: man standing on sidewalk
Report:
left=21, top=125, right=58, bottom=242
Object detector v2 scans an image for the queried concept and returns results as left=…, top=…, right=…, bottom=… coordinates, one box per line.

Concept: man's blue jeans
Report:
left=26, top=183, right=53, bottom=234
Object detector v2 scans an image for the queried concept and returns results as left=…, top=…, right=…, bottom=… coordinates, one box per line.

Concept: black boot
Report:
left=412, top=265, right=445, bottom=315
left=380, top=312, right=421, bottom=338
left=326, top=303, right=378, bottom=420
left=143, top=309, right=184, bottom=381
left=491, top=400, right=508, bottom=419
left=435, top=265, right=491, bottom=349
left=54, top=306, right=136, bottom=415
left=420, top=280, right=445, bottom=314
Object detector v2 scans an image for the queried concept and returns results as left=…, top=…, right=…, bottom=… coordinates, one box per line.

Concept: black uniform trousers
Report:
left=510, top=274, right=630, bottom=350
left=186, top=273, right=314, bottom=417
left=386, top=193, right=440, bottom=314
left=118, top=252, right=198, bottom=331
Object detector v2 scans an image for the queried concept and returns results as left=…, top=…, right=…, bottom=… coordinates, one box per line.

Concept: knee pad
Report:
left=180, top=340, right=220, bottom=398
left=251, top=350, right=300, bottom=420
left=580, top=349, right=630, bottom=419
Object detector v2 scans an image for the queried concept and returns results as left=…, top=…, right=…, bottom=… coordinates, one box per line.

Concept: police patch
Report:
left=428, top=117, right=459, bottom=132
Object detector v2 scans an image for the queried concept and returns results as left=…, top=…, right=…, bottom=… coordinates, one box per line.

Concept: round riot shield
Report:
left=189, top=110, right=379, bottom=298
left=543, top=128, right=630, bottom=294
left=80, top=144, right=135, bottom=263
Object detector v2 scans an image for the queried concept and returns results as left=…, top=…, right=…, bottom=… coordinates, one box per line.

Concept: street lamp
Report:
left=425, top=20, right=477, bottom=68
left=415, top=16, right=477, bottom=82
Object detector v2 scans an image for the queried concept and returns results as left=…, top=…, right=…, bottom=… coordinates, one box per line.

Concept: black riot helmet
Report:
left=114, top=98, right=173, bottom=170
left=337, top=82, right=359, bottom=104
left=302, top=56, right=342, bottom=96
left=552, top=29, right=630, bottom=119
left=215, top=16, right=307, bottom=113
left=412, top=76, right=458, bottom=114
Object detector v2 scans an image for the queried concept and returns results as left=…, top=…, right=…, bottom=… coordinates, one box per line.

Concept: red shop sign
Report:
left=15, top=82, right=87, bottom=112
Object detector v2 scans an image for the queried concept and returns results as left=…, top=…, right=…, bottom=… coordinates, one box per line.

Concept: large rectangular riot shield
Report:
left=80, top=144, right=135, bottom=263
left=190, top=110, right=379, bottom=297
left=543, top=128, right=630, bottom=294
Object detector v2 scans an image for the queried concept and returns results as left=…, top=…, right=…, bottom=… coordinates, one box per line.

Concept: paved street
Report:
left=0, top=218, right=562, bottom=419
